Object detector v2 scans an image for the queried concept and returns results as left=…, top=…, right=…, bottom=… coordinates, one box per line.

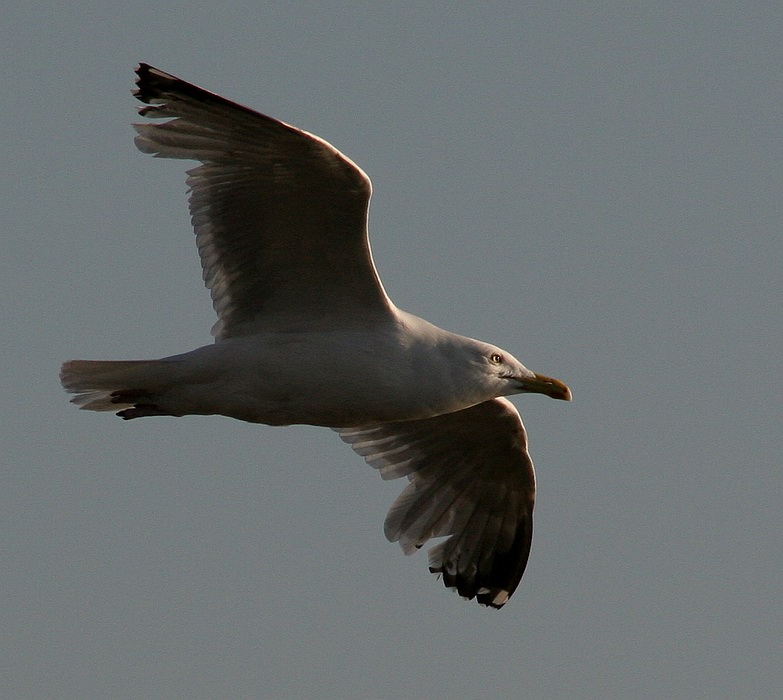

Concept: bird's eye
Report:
left=489, top=353, right=503, bottom=365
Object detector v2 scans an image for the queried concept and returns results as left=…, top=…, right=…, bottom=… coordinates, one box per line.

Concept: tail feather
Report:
left=60, top=359, right=175, bottom=412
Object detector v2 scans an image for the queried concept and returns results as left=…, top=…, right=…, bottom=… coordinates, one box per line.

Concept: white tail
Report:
left=60, top=359, right=175, bottom=412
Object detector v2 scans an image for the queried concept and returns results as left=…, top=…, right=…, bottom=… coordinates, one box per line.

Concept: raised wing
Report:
left=338, top=398, right=536, bottom=608
left=133, top=64, right=395, bottom=338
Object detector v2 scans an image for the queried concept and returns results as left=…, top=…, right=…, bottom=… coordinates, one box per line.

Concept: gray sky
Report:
left=3, top=2, right=781, bottom=698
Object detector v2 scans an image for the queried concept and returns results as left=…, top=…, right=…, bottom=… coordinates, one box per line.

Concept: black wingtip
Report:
left=432, top=569, right=511, bottom=609
left=429, top=513, right=533, bottom=609
left=131, top=63, right=264, bottom=122
left=133, top=63, right=179, bottom=105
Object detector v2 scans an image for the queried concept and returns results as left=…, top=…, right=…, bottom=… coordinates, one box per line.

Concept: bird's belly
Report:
left=203, top=370, right=440, bottom=428
left=164, top=334, right=459, bottom=428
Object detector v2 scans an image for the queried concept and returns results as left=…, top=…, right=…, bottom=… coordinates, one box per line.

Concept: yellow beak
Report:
left=522, top=373, right=572, bottom=401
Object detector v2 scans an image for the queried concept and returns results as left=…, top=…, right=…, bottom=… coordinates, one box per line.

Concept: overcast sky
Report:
left=3, top=2, right=781, bottom=698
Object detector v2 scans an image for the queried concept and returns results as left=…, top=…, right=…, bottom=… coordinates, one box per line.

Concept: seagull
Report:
left=61, top=64, right=571, bottom=608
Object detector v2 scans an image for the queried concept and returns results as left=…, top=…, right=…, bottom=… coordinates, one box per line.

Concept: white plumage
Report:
left=61, top=64, right=571, bottom=607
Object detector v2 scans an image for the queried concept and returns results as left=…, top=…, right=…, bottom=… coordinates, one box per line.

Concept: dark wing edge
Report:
left=337, top=397, right=536, bottom=609
left=135, top=63, right=270, bottom=120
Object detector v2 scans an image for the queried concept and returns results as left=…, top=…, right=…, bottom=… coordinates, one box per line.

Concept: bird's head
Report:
left=475, top=343, right=572, bottom=402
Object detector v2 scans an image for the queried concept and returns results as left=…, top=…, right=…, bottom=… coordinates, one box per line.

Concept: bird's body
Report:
left=64, top=311, right=538, bottom=427
left=61, top=64, right=571, bottom=608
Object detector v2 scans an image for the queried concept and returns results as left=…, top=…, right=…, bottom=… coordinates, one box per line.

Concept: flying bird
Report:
left=61, top=64, right=571, bottom=608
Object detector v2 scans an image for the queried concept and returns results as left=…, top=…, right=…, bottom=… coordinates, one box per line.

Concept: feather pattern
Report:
left=133, top=63, right=395, bottom=338
left=338, top=397, right=536, bottom=608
